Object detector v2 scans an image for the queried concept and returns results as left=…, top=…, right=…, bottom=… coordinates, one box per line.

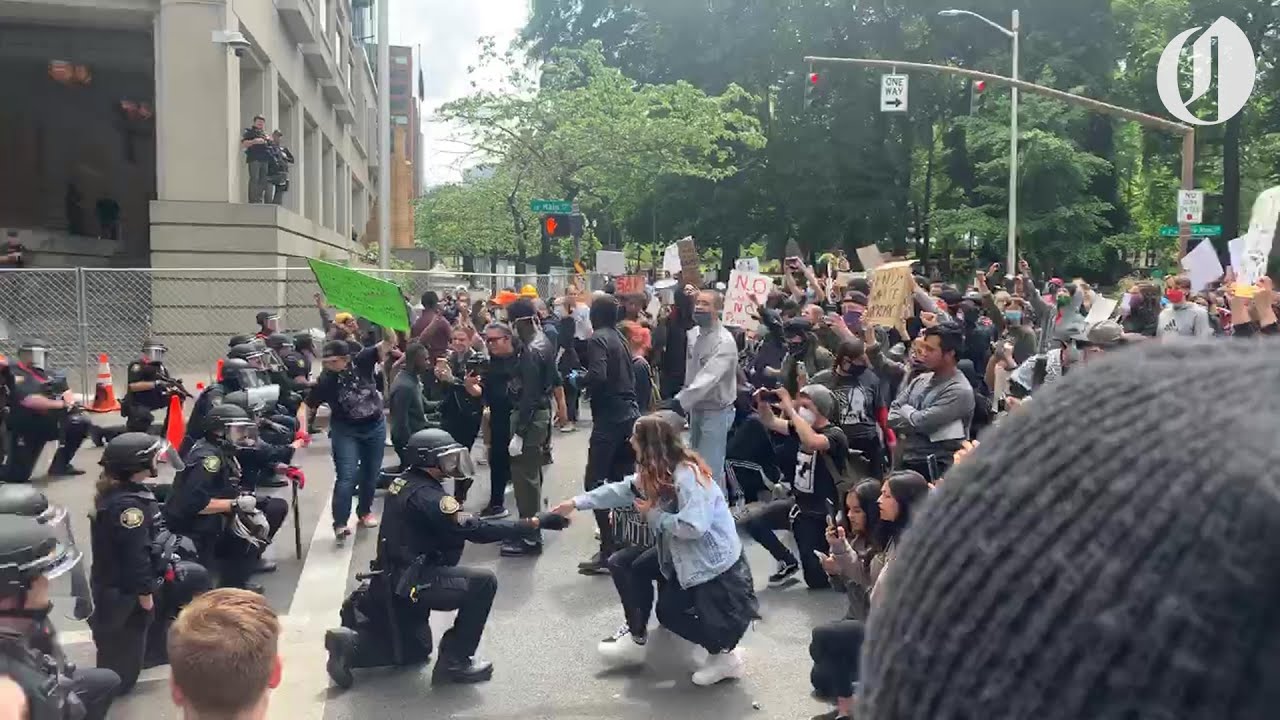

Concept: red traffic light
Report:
left=809, top=72, right=820, bottom=84
left=545, top=216, right=559, bottom=236
left=974, top=80, right=986, bottom=93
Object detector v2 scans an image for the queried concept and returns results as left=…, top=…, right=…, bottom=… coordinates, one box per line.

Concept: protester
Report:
left=812, top=339, right=889, bottom=479
left=780, top=318, right=834, bottom=394
left=887, top=323, right=973, bottom=481
left=1158, top=275, right=1214, bottom=339
left=413, top=291, right=452, bottom=361
left=621, top=320, right=658, bottom=413
left=552, top=412, right=758, bottom=686
left=668, top=287, right=739, bottom=491
left=388, top=343, right=431, bottom=469
left=168, top=588, right=282, bottom=720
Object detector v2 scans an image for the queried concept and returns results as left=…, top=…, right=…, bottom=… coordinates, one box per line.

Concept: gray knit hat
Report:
left=798, top=384, right=837, bottom=423
left=861, top=340, right=1280, bottom=719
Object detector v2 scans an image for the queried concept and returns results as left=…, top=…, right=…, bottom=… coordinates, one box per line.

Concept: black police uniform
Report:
left=181, top=382, right=226, bottom=456
left=121, top=361, right=173, bottom=433
left=163, top=440, right=287, bottom=589
left=89, top=484, right=210, bottom=691
left=344, top=471, right=532, bottom=672
left=3, top=363, right=88, bottom=483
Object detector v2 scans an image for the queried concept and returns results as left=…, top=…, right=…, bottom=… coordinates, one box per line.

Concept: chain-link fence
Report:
left=0, top=266, right=605, bottom=399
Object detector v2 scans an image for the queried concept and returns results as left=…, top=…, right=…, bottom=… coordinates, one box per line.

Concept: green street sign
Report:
left=530, top=199, right=572, bottom=214
left=1159, top=224, right=1222, bottom=237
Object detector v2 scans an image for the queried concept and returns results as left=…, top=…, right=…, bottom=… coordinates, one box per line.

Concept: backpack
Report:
left=821, top=446, right=872, bottom=498
left=336, top=368, right=383, bottom=422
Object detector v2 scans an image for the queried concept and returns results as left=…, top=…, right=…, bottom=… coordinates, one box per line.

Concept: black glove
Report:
left=535, top=512, right=571, bottom=531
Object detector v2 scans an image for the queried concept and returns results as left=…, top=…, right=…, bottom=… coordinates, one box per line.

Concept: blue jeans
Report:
left=329, top=417, right=387, bottom=527
left=688, top=406, right=735, bottom=493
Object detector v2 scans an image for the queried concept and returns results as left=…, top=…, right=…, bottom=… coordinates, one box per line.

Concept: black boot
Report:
left=46, top=463, right=85, bottom=477
left=431, top=656, right=494, bottom=685
left=325, top=628, right=358, bottom=689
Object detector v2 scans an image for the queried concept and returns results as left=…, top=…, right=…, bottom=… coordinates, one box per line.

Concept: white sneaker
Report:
left=691, top=649, right=743, bottom=686
left=560, top=422, right=577, bottom=433
left=597, top=625, right=647, bottom=667
left=475, top=446, right=488, bottom=466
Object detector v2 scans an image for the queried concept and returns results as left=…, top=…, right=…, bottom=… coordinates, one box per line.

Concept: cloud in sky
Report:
left=390, top=0, right=530, bottom=185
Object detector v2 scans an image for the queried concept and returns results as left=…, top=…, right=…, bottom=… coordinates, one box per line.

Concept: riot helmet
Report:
left=205, top=403, right=258, bottom=448
left=0, top=485, right=49, bottom=517
left=255, top=311, right=280, bottom=333
left=220, top=357, right=265, bottom=392
left=142, top=338, right=166, bottom=364
left=265, top=333, right=293, bottom=353
left=404, top=428, right=475, bottom=479
left=100, top=432, right=184, bottom=477
left=0, top=494, right=92, bottom=621
left=228, top=334, right=252, bottom=348
left=18, top=338, right=50, bottom=370
left=227, top=343, right=267, bottom=369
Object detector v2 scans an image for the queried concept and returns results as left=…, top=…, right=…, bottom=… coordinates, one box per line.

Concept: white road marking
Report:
left=267, top=495, right=362, bottom=720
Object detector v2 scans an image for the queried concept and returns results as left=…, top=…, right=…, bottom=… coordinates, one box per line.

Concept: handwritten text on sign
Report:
left=307, top=258, right=410, bottom=332
left=723, top=270, right=772, bottom=330
left=864, top=260, right=915, bottom=331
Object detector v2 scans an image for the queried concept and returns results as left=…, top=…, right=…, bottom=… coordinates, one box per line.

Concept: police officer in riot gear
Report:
left=255, top=311, right=280, bottom=339
left=164, top=405, right=288, bottom=593
left=120, top=340, right=188, bottom=433
left=3, top=339, right=90, bottom=482
left=0, top=494, right=119, bottom=720
left=181, top=356, right=258, bottom=456
left=264, top=333, right=307, bottom=415
left=323, top=428, right=569, bottom=689
left=89, top=433, right=211, bottom=693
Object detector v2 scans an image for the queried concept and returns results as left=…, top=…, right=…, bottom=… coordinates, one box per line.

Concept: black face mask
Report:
left=837, top=361, right=864, bottom=377
left=787, top=340, right=808, bottom=355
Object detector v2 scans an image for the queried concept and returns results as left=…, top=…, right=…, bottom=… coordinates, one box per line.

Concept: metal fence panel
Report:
left=2, top=267, right=608, bottom=398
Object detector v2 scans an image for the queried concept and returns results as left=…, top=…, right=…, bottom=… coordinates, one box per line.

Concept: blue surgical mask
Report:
left=1004, top=310, right=1023, bottom=325
left=692, top=310, right=714, bottom=327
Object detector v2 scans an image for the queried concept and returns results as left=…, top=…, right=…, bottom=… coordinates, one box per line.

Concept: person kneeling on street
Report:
left=323, top=428, right=570, bottom=690
left=90, top=433, right=211, bottom=693
left=163, top=405, right=288, bottom=593
left=551, top=412, right=759, bottom=686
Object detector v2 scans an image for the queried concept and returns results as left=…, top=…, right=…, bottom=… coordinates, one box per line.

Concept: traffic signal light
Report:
left=969, top=79, right=987, bottom=114
left=804, top=70, right=821, bottom=110
left=542, top=213, right=571, bottom=238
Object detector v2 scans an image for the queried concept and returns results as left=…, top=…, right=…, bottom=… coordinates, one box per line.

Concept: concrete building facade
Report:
left=0, top=0, right=384, bottom=268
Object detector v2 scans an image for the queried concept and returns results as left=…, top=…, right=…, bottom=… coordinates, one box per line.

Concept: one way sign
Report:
left=881, top=74, right=908, bottom=113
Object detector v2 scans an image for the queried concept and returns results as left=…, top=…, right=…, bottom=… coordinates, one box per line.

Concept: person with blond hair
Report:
left=168, top=588, right=281, bottom=720
left=551, top=411, right=758, bottom=686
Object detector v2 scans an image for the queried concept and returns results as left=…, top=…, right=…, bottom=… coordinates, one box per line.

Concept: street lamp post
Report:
left=941, top=8, right=1020, bottom=272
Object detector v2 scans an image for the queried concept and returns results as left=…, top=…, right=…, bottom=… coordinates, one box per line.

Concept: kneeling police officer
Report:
left=4, top=339, right=90, bottom=482
left=323, top=428, right=569, bottom=689
left=90, top=433, right=212, bottom=693
left=164, top=405, right=287, bottom=593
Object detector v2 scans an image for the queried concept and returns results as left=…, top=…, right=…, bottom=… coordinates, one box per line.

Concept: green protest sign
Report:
left=306, top=258, right=410, bottom=332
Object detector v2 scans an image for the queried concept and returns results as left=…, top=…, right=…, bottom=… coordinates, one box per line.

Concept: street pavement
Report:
left=45, top=411, right=843, bottom=720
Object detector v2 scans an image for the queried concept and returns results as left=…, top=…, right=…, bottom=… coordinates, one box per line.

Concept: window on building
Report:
left=394, top=56, right=409, bottom=65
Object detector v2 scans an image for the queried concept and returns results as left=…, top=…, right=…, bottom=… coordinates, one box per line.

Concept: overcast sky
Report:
left=389, top=0, right=530, bottom=186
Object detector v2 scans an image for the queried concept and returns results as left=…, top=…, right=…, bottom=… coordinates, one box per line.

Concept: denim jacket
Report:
left=574, top=462, right=741, bottom=588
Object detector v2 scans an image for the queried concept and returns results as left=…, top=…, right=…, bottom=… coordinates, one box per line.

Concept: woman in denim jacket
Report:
left=551, top=411, right=759, bottom=686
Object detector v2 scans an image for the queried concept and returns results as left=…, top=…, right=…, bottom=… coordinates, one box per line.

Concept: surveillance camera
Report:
left=212, top=30, right=252, bottom=55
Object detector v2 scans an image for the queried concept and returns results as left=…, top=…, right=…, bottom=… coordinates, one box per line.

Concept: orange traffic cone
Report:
left=87, top=354, right=120, bottom=413
left=215, top=358, right=224, bottom=382
left=164, top=393, right=185, bottom=449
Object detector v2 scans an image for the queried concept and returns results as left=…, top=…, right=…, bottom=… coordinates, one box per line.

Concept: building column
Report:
left=154, top=0, right=239, bottom=201
left=337, top=161, right=350, bottom=241
left=286, top=102, right=305, bottom=214
left=322, top=139, right=335, bottom=230
left=305, top=122, right=321, bottom=223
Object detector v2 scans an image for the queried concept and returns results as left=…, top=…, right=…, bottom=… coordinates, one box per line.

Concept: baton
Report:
left=280, top=465, right=306, bottom=559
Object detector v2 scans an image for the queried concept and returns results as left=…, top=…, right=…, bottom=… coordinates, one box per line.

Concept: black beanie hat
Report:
left=861, top=340, right=1280, bottom=720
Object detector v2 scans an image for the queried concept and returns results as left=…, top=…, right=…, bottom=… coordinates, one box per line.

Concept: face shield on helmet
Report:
left=225, top=419, right=259, bottom=448
left=142, top=343, right=166, bottom=364
left=264, top=315, right=280, bottom=333
left=35, top=505, right=93, bottom=621
left=434, top=446, right=476, bottom=479
left=155, top=439, right=185, bottom=473
left=19, top=343, right=49, bottom=370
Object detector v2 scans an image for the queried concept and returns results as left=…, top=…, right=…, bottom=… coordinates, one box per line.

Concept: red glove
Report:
left=285, top=466, right=306, bottom=489
left=294, top=430, right=311, bottom=446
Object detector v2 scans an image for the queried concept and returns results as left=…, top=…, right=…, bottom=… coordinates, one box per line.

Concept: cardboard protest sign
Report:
left=307, top=258, right=410, bottom=332
left=723, top=270, right=772, bottom=330
left=1179, top=238, right=1224, bottom=291
left=856, top=244, right=885, bottom=271
left=1085, top=296, right=1118, bottom=326
left=677, top=237, right=701, bottom=286
left=864, top=260, right=915, bottom=331
left=614, top=275, right=646, bottom=295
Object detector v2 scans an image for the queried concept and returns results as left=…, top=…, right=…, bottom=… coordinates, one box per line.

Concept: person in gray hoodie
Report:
left=668, top=287, right=738, bottom=492
left=1158, top=276, right=1214, bottom=339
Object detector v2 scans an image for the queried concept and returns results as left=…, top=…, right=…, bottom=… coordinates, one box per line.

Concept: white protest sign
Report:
left=662, top=243, right=682, bottom=275
left=1179, top=238, right=1224, bottom=291
left=856, top=244, right=884, bottom=271
left=1178, top=189, right=1204, bottom=224
left=735, top=257, right=760, bottom=274
left=880, top=74, right=908, bottom=113
left=1228, top=236, right=1246, bottom=273
left=723, top=270, right=772, bottom=330
left=1085, top=296, right=1118, bottom=326
left=596, top=250, right=626, bottom=276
